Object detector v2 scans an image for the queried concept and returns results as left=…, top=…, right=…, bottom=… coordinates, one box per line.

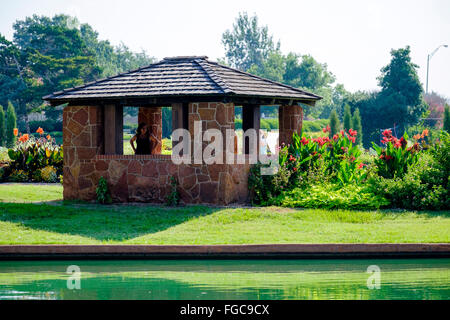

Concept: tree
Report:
left=352, top=108, right=363, bottom=145
left=284, top=53, right=335, bottom=90
left=329, top=109, right=340, bottom=138
left=444, top=104, right=450, bottom=133
left=0, top=105, right=5, bottom=146
left=1, top=14, right=154, bottom=132
left=6, top=101, right=16, bottom=147
left=343, top=104, right=352, bottom=132
left=222, top=12, right=279, bottom=71
left=377, top=46, right=426, bottom=132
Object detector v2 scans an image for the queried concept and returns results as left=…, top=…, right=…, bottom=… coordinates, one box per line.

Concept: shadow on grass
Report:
left=0, top=202, right=220, bottom=242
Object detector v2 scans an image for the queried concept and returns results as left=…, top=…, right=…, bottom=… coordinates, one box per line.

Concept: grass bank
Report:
left=0, top=184, right=448, bottom=245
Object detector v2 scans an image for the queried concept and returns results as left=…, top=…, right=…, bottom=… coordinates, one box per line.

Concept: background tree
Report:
left=6, top=102, right=16, bottom=147
left=329, top=109, right=340, bottom=137
left=0, top=105, right=5, bottom=146
left=444, top=104, right=450, bottom=133
left=0, top=14, right=154, bottom=132
left=352, top=108, right=362, bottom=145
left=376, top=46, right=426, bottom=133
left=222, top=12, right=280, bottom=71
left=343, top=104, right=352, bottom=132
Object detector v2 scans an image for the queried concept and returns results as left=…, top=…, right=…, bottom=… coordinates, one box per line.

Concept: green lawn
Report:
left=0, top=183, right=448, bottom=244
left=0, top=183, right=63, bottom=203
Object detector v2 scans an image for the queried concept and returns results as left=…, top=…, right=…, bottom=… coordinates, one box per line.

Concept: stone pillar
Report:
left=279, top=105, right=303, bottom=146
left=138, top=106, right=162, bottom=154
left=187, top=102, right=236, bottom=204
left=63, top=105, right=103, bottom=200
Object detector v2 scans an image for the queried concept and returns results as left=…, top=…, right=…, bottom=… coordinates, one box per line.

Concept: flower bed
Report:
left=249, top=126, right=449, bottom=210
left=0, top=127, right=63, bottom=183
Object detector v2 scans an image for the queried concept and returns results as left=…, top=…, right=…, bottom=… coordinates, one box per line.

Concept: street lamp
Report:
left=426, top=44, right=448, bottom=94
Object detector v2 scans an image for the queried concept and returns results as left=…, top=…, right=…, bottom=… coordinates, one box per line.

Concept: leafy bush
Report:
left=249, top=128, right=368, bottom=205
left=302, top=119, right=329, bottom=133
left=369, top=132, right=449, bottom=210
left=166, top=176, right=180, bottom=206
left=28, top=120, right=62, bottom=133
left=372, top=129, right=423, bottom=179
left=276, top=184, right=390, bottom=210
left=96, top=176, right=112, bottom=204
left=41, top=166, right=58, bottom=183
left=8, top=169, right=28, bottom=182
left=7, top=128, right=63, bottom=181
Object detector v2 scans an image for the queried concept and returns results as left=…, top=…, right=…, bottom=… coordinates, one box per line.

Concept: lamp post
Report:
left=426, top=44, right=448, bottom=94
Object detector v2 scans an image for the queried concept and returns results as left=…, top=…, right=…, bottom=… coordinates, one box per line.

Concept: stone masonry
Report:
left=279, top=105, right=303, bottom=146
left=63, top=103, right=250, bottom=204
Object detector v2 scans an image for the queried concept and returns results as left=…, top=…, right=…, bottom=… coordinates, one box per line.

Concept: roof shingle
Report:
left=43, top=56, right=321, bottom=103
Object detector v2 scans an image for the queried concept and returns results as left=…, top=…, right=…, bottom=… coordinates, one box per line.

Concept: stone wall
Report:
left=62, top=102, right=251, bottom=205
left=279, top=105, right=303, bottom=146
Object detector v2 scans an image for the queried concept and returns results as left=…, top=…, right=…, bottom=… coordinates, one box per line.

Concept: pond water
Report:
left=0, top=259, right=448, bottom=300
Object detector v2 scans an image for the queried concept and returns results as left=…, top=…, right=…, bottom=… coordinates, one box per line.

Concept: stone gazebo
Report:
left=44, top=56, right=321, bottom=204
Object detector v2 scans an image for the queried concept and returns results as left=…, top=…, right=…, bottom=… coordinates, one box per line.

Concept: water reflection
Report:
left=0, top=259, right=448, bottom=300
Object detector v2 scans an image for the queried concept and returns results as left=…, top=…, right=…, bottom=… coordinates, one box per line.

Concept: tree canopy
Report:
left=0, top=14, right=154, bottom=131
left=222, top=12, right=280, bottom=72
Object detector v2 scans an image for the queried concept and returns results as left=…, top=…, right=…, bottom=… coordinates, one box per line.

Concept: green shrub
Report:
left=276, top=184, right=390, bottom=210
left=5, top=102, right=17, bottom=148
left=302, top=119, right=329, bottom=133
left=249, top=129, right=367, bottom=205
left=369, top=150, right=449, bottom=210
left=32, top=169, right=43, bottom=182
left=8, top=169, right=28, bottom=182
left=28, top=120, right=62, bottom=133
left=166, top=176, right=180, bottom=206
left=372, top=130, right=421, bottom=179
left=40, top=166, right=58, bottom=183
left=7, top=128, right=63, bottom=180
left=96, top=176, right=112, bottom=204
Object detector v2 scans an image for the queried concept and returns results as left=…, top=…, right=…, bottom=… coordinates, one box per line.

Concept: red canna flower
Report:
left=382, top=129, right=392, bottom=137
left=46, top=134, right=51, bottom=140
left=323, top=125, right=331, bottom=133
left=300, top=137, right=309, bottom=145
left=36, top=127, right=44, bottom=135
left=413, top=134, right=421, bottom=140
left=333, top=134, right=339, bottom=140
left=422, top=129, right=429, bottom=138
left=385, top=155, right=393, bottom=161
left=358, top=163, right=367, bottom=169
left=13, top=128, right=18, bottom=136
left=293, top=167, right=297, bottom=172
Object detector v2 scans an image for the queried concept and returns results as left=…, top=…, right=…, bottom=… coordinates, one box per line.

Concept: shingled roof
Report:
left=43, top=56, right=321, bottom=105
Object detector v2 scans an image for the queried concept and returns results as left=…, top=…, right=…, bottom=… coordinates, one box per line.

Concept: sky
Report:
left=1, top=0, right=449, bottom=98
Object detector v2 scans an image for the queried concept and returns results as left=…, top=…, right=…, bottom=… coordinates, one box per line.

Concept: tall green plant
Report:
left=0, top=105, right=5, bottom=147
left=352, top=108, right=363, bottom=145
left=444, top=104, right=450, bottom=133
left=5, top=102, right=16, bottom=148
left=343, top=104, right=352, bottom=132
left=329, top=109, right=340, bottom=137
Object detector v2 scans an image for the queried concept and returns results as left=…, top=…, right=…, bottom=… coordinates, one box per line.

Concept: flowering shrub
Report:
left=6, top=127, right=63, bottom=181
left=372, top=129, right=425, bottom=179
left=249, top=127, right=368, bottom=205
left=280, top=127, right=365, bottom=186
